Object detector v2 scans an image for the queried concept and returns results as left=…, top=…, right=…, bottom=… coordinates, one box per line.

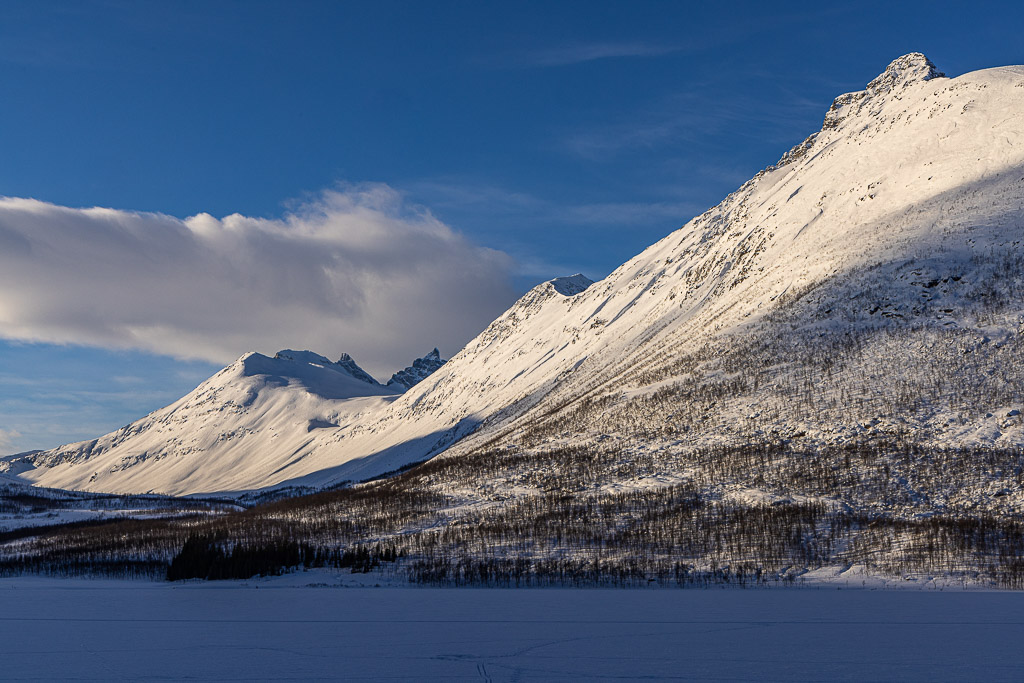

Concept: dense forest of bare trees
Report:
left=3, top=440, right=1024, bottom=587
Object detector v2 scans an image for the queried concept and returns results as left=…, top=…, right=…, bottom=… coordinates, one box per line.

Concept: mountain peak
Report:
left=334, top=354, right=381, bottom=386
left=272, top=349, right=380, bottom=385
left=274, top=349, right=333, bottom=366
left=548, top=274, right=594, bottom=297
left=777, top=53, right=949, bottom=168
left=801, top=53, right=947, bottom=141
left=866, top=52, right=945, bottom=96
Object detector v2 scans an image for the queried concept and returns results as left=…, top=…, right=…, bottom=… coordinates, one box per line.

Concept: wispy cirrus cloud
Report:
left=557, top=200, right=702, bottom=226
left=523, top=41, right=680, bottom=67
left=404, top=178, right=706, bottom=282
left=0, top=185, right=517, bottom=377
left=561, top=85, right=829, bottom=161
left=409, top=179, right=700, bottom=228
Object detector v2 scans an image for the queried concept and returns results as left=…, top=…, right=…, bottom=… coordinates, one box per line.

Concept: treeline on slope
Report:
left=2, top=441, right=1024, bottom=587
left=0, top=485, right=233, bottom=516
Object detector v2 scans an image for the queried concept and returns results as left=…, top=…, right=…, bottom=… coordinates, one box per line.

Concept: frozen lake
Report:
left=2, top=575, right=1023, bottom=681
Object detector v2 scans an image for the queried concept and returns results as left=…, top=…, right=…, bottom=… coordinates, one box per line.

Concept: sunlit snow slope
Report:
left=3, top=351, right=401, bottom=494
left=9, top=54, right=1024, bottom=496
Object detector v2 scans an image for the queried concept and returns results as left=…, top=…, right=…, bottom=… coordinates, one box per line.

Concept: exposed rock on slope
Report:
left=387, top=349, right=447, bottom=391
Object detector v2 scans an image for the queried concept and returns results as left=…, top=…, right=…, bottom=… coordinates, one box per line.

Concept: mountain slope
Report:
left=10, top=53, right=1024, bottom=496
left=440, top=53, right=1024, bottom=458
left=373, top=53, right=1024, bottom=471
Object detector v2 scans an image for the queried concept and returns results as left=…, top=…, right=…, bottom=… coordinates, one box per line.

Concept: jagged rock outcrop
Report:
left=335, top=353, right=381, bottom=386
left=387, top=349, right=447, bottom=391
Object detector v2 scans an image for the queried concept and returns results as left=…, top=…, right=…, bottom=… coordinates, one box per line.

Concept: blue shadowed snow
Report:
left=1, top=576, right=1022, bottom=681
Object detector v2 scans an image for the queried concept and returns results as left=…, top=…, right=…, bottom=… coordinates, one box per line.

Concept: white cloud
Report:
left=0, top=185, right=518, bottom=377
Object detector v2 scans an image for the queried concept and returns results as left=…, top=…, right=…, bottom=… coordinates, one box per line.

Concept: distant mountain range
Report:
left=5, top=53, right=1024, bottom=507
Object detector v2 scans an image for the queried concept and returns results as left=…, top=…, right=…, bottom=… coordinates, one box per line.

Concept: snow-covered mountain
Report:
left=440, top=54, right=1024, bottom=460
left=2, top=351, right=402, bottom=494
left=8, top=54, right=1024, bottom=497
left=273, top=350, right=383, bottom=387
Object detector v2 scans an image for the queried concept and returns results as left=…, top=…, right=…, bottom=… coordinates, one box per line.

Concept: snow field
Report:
left=1, top=575, right=1023, bottom=681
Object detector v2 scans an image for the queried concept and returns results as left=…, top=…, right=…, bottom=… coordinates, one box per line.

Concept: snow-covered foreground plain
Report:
left=2, top=576, right=1023, bottom=681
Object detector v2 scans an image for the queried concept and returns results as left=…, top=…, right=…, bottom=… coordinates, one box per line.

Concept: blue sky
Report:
left=1, top=0, right=1022, bottom=454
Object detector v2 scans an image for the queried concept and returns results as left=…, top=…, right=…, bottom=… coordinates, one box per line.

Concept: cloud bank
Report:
left=0, top=185, right=517, bottom=378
